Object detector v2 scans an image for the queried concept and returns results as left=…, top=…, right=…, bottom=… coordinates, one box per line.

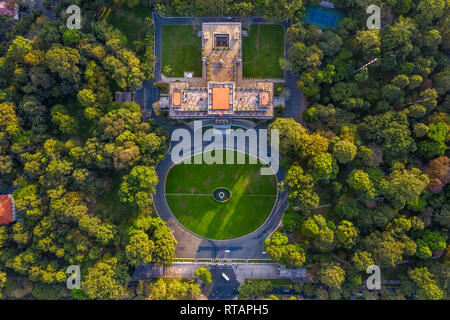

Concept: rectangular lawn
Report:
left=242, top=25, right=284, bottom=79
left=162, top=25, right=202, bottom=77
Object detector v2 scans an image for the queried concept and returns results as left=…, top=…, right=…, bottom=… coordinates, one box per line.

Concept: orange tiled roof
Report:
left=261, top=91, right=270, bottom=106
left=173, top=91, right=181, bottom=106
left=0, top=195, right=13, bottom=225
left=212, top=87, right=230, bottom=110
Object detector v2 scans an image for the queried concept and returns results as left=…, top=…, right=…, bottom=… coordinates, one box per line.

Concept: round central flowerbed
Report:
left=165, top=150, right=277, bottom=240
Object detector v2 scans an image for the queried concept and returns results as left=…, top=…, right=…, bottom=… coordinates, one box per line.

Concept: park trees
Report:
left=408, top=267, right=445, bottom=300
left=318, top=31, right=342, bottom=57
left=194, top=267, right=212, bottom=284
left=300, top=215, right=335, bottom=252
left=308, top=153, right=339, bottom=183
left=0, top=271, right=5, bottom=298
left=289, top=42, right=323, bottom=74
left=82, top=257, right=129, bottom=300
left=333, top=140, right=357, bottom=164
left=238, top=280, right=273, bottom=300
left=380, top=168, right=429, bottom=209
left=119, top=166, right=158, bottom=209
left=335, top=220, right=358, bottom=249
left=361, top=231, right=416, bottom=268
left=146, top=278, right=201, bottom=300
left=126, top=231, right=154, bottom=265
left=359, top=111, right=416, bottom=163
left=347, top=170, right=377, bottom=202
left=265, top=232, right=306, bottom=268
left=282, top=164, right=319, bottom=212
left=46, top=44, right=80, bottom=83
left=268, top=118, right=307, bottom=161
left=261, top=0, right=304, bottom=22
left=424, top=156, right=450, bottom=193
left=352, top=251, right=374, bottom=272
left=318, top=264, right=346, bottom=289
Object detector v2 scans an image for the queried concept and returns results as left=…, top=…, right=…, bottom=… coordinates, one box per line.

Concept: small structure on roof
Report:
left=0, top=194, right=16, bottom=225
left=115, top=91, right=134, bottom=103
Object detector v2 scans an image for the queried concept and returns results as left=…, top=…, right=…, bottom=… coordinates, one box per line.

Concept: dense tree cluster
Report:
left=0, top=1, right=171, bottom=300
left=265, top=0, right=448, bottom=300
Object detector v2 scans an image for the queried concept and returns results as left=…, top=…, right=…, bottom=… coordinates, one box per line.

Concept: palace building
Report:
left=168, top=22, right=274, bottom=120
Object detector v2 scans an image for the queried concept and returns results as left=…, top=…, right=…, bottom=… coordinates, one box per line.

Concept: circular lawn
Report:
left=165, top=150, right=278, bottom=240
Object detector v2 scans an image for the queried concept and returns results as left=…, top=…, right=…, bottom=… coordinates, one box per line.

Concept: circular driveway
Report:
left=152, top=121, right=288, bottom=259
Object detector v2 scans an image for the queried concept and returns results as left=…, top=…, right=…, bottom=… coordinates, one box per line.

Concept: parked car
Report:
left=222, top=273, right=230, bottom=281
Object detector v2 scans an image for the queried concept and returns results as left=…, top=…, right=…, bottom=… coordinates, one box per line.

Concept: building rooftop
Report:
left=212, top=87, right=230, bottom=110
left=168, top=22, right=274, bottom=120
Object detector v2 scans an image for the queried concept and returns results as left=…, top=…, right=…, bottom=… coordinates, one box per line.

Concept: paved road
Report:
left=209, top=266, right=239, bottom=300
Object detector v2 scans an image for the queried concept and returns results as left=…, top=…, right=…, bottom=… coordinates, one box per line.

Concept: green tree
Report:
left=308, top=153, right=339, bottom=182
left=194, top=267, right=212, bottom=284
left=282, top=164, right=319, bottom=211
left=319, top=264, right=346, bottom=289
left=46, top=44, right=80, bottom=81
left=408, top=267, right=444, bottom=300
left=0, top=271, right=5, bottom=299
left=347, top=169, right=377, bottom=202
left=126, top=231, right=155, bottom=265
left=289, top=42, right=323, bottom=74
left=238, top=280, right=273, bottom=300
left=352, top=251, right=374, bottom=272
left=335, top=220, right=358, bottom=249
left=380, top=168, right=429, bottom=209
left=333, top=140, right=357, bottom=164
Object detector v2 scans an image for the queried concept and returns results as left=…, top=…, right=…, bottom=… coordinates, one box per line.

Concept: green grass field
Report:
left=165, top=151, right=277, bottom=240
left=161, top=25, right=202, bottom=77
left=243, top=25, right=284, bottom=78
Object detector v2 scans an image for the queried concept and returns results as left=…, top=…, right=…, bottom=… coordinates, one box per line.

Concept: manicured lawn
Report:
left=165, top=151, right=277, bottom=240
left=161, top=25, right=202, bottom=77
left=242, top=25, right=284, bottom=78
left=106, top=1, right=152, bottom=46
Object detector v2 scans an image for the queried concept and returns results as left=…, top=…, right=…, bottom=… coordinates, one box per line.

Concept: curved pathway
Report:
left=153, top=122, right=288, bottom=259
